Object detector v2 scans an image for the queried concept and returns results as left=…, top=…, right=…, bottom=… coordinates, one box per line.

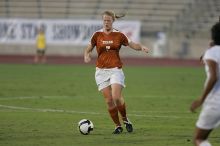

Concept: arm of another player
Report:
left=128, top=41, right=149, bottom=53
left=190, top=60, right=218, bottom=112
left=84, top=44, right=94, bottom=63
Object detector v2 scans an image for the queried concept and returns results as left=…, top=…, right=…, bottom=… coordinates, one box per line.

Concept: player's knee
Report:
left=105, top=99, right=115, bottom=108
left=113, top=98, right=123, bottom=106
left=193, top=137, right=212, bottom=146
left=199, top=140, right=212, bottom=146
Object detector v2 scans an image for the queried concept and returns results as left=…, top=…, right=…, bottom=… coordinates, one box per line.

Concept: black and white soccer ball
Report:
left=78, top=119, right=94, bottom=135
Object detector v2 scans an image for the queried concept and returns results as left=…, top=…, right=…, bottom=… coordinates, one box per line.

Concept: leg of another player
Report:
left=41, top=54, right=47, bottom=64
left=41, top=50, right=47, bottom=64
left=34, top=53, right=39, bottom=64
left=193, top=128, right=212, bottom=146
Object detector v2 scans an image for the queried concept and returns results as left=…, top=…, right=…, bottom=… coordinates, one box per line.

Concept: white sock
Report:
left=199, top=140, right=212, bottom=146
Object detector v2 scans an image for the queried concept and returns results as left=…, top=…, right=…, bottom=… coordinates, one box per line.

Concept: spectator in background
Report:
left=152, top=31, right=167, bottom=58
left=34, top=27, right=47, bottom=64
left=177, top=34, right=190, bottom=58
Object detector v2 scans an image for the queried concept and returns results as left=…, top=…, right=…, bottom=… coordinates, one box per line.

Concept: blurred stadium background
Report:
left=0, top=0, right=219, bottom=61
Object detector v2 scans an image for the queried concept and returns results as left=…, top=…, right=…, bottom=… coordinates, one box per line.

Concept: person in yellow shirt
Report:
left=34, top=28, right=47, bottom=64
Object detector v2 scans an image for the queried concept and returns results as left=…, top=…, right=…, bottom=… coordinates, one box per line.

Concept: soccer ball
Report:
left=78, top=119, right=94, bottom=135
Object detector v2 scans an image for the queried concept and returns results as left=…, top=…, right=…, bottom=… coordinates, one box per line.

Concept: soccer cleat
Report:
left=112, top=126, right=123, bottom=134
left=123, top=119, right=133, bottom=133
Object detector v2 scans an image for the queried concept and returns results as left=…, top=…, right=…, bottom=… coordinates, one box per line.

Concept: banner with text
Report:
left=0, top=19, right=141, bottom=45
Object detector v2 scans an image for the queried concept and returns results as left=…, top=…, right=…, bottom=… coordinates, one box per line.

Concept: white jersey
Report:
left=196, top=45, right=220, bottom=130
left=203, top=45, right=220, bottom=105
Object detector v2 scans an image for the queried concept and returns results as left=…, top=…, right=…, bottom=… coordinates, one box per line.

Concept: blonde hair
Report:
left=102, top=10, right=125, bottom=21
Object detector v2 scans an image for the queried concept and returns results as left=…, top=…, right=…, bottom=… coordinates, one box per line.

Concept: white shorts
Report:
left=196, top=103, right=220, bottom=130
left=95, top=67, right=125, bottom=91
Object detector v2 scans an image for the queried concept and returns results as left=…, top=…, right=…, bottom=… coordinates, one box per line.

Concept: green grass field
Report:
left=0, top=64, right=219, bottom=146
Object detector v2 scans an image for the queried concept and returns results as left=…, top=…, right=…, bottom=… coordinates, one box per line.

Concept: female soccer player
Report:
left=190, top=21, right=220, bottom=146
left=84, top=11, right=149, bottom=134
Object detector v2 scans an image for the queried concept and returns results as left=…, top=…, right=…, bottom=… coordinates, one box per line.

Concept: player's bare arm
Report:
left=128, top=41, right=149, bottom=53
left=190, top=59, right=218, bottom=112
left=84, top=44, right=94, bottom=63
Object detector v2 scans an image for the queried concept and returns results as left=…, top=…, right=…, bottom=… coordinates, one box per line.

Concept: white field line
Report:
left=130, top=110, right=191, bottom=114
left=0, top=95, right=192, bottom=100
left=0, top=104, right=102, bottom=115
left=0, top=104, right=195, bottom=119
left=0, top=96, right=72, bottom=100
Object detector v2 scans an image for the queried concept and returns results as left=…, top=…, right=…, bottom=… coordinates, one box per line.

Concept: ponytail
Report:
left=115, top=13, right=126, bottom=19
